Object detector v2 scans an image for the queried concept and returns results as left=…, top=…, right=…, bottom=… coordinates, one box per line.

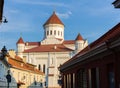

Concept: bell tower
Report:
left=41, top=11, right=64, bottom=45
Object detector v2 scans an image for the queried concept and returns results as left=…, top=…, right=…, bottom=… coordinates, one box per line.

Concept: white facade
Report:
left=16, top=12, right=88, bottom=88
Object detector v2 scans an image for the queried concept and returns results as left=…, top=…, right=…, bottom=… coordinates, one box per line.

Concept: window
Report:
left=43, top=64, right=46, bottom=73
left=77, top=69, right=87, bottom=88
left=38, top=64, right=41, bottom=70
left=23, top=56, right=26, bottom=58
left=54, top=30, right=56, bottom=35
left=58, top=31, right=60, bottom=36
left=107, top=64, right=115, bottom=88
left=50, top=30, right=52, bottom=35
left=47, top=31, right=49, bottom=35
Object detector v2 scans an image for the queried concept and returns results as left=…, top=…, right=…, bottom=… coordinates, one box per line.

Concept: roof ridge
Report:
left=43, top=11, right=64, bottom=26
left=17, top=37, right=24, bottom=44
left=75, top=33, right=83, bottom=40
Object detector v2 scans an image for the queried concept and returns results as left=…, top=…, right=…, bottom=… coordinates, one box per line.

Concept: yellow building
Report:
left=7, top=49, right=45, bottom=88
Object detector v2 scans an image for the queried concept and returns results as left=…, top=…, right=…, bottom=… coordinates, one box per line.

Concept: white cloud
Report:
left=9, top=9, right=19, bottom=14
left=11, top=0, right=68, bottom=8
left=56, top=11, right=72, bottom=19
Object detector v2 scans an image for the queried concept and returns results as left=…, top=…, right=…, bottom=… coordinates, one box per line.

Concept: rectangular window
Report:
left=54, top=30, right=56, bottom=35
left=50, top=30, right=52, bottom=35
left=43, top=64, right=46, bottom=73
left=38, top=64, right=41, bottom=70
left=107, top=64, right=115, bottom=88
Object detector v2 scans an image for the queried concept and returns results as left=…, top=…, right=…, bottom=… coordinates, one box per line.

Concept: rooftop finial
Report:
left=20, top=32, right=22, bottom=37
left=53, top=11, right=56, bottom=14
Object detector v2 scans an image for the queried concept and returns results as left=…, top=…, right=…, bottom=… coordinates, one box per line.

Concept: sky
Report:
left=0, top=0, right=120, bottom=50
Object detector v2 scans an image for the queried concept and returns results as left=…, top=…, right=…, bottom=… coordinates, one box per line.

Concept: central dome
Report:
left=43, top=11, right=64, bottom=26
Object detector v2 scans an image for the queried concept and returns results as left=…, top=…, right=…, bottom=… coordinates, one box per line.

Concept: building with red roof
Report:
left=16, top=11, right=88, bottom=88
left=7, top=49, right=45, bottom=88
left=60, top=23, right=120, bottom=88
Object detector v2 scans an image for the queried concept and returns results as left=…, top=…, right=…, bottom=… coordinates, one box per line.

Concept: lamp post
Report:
left=1, top=46, right=8, bottom=59
left=0, top=16, right=8, bottom=23
left=6, top=70, right=11, bottom=88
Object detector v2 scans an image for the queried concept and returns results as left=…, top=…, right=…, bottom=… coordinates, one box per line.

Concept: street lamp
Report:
left=0, top=16, right=8, bottom=23
left=1, top=46, right=8, bottom=60
left=6, top=70, right=11, bottom=88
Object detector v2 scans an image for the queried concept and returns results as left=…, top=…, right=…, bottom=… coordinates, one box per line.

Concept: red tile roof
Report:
left=43, top=11, right=64, bottom=26
left=25, top=40, right=75, bottom=46
left=24, top=44, right=73, bottom=53
left=75, top=33, right=83, bottom=41
left=25, top=42, right=40, bottom=46
left=17, top=37, right=24, bottom=44
left=63, top=23, right=120, bottom=66
left=63, top=40, right=75, bottom=44
left=8, top=56, right=44, bottom=75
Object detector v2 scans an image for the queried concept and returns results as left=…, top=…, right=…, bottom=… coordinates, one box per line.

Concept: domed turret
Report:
left=43, top=11, right=64, bottom=26
left=75, top=33, right=88, bottom=54
left=16, top=37, right=25, bottom=57
left=41, top=11, right=65, bottom=45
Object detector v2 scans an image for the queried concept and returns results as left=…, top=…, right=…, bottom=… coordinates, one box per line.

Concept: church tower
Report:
left=41, top=11, right=64, bottom=45
left=75, top=33, right=88, bottom=54
left=16, top=37, right=25, bottom=58
left=16, top=11, right=89, bottom=88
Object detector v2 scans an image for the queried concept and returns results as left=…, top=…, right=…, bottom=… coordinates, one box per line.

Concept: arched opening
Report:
left=43, top=64, right=46, bottom=73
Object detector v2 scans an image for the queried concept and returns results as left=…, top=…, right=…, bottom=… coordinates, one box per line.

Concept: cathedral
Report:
left=16, top=11, right=88, bottom=88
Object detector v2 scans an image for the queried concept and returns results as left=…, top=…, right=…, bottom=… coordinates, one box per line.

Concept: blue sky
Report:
left=0, top=0, right=120, bottom=50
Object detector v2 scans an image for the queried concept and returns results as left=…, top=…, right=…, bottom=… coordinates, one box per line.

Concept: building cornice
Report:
left=60, top=37, right=120, bottom=71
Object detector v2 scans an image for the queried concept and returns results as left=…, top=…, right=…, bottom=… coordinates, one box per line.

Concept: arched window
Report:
left=43, top=64, right=46, bottom=73
left=38, top=64, right=41, bottom=70
left=54, top=30, right=56, bottom=35
left=50, top=30, right=52, bottom=35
